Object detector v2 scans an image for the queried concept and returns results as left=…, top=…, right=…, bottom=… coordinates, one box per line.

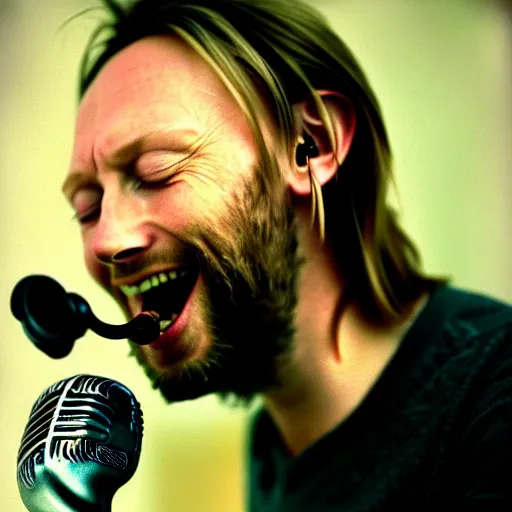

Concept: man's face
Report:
left=64, top=36, right=303, bottom=402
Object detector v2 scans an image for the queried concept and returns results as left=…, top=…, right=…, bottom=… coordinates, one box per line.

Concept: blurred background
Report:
left=0, top=0, right=510, bottom=510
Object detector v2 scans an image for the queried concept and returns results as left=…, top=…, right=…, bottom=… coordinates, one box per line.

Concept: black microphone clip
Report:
left=11, top=275, right=160, bottom=359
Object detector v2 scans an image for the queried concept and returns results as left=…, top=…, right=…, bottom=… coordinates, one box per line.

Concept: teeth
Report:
left=120, top=270, right=189, bottom=297
left=159, top=319, right=173, bottom=331
left=139, top=279, right=152, bottom=293
left=159, top=313, right=178, bottom=333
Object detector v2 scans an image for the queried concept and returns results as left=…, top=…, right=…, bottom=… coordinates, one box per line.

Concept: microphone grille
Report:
left=17, top=375, right=143, bottom=493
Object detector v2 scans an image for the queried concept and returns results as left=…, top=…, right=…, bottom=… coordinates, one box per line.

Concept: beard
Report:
left=128, top=155, right=305, bottom=405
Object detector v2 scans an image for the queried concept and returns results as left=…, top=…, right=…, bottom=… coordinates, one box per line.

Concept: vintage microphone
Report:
left=17, top=374, right=143, bottom=512
left=11, top=275, right=160, bottom=358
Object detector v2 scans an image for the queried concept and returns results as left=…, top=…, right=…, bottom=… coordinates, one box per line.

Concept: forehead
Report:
left=73, top=35, right=249, bottom=164
left=80, top=34, right=228, bottom=109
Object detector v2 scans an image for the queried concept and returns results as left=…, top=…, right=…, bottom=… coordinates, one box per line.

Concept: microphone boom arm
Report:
left=11, top=275, right=160, bottom=359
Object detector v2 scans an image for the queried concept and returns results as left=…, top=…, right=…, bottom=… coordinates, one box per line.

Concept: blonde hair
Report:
left=79, top=0, right=449, bottom=324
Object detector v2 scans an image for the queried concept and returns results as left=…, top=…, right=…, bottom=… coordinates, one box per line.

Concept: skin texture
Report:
left=64, top=35, right=303, bottom=402
left=64, top=35, right=428, bottom=454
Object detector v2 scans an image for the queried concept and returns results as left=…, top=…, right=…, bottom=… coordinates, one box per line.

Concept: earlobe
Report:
left=290, top=91, right=356, bottom=196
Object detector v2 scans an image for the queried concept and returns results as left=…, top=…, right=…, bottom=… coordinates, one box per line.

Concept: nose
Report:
left=91, top=189, right=152, bottom=265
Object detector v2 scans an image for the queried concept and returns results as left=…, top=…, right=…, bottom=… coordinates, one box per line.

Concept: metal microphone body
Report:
left=17, top=375, right=143, bottom=512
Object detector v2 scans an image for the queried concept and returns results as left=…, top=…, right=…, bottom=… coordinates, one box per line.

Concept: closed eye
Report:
left=131, top=158, right=184, bottom=187
left=132, top=144, right=203, bottom=188
left=135, top=174, right=174, bottom=189
left=70, top=187, right=103, bottom=225
left=72, top=205, right=101, bottom=225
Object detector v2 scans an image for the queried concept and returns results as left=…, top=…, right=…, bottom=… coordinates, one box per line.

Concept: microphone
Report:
left=17, top=375, right=143, bottom=512
left=11, top=275, right=160, bottom=358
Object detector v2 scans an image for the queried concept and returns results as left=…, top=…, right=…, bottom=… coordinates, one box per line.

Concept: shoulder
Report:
left=407, top=286, right=512, bottom=504
left=446, top=286, right=511, bottom=329
left=444, top=286, right=512, bottom=369
left=452, top=314, right=512, bottom=505
left=406, top=285, right=512, bottom=379
left=419, top=285, right=512, bottom=357
left=431, top=285, right=512, bottom=328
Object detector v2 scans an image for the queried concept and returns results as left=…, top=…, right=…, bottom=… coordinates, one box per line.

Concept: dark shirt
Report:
left=248, top=285, right=512, bottom=511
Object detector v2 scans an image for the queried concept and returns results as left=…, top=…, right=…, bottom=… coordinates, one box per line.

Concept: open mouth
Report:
left=120, top=269, right=199, bottom=334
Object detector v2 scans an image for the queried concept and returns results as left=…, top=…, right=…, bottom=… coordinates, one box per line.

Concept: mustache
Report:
left=110, top=243, right=200, bottom=281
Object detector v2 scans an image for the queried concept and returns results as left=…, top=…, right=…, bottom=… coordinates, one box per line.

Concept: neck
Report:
left=262, top=214, right=428, bottom=456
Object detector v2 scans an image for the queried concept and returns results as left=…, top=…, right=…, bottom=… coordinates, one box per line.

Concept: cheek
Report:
left=149, top=184, right=191, bottom=232
left=149, top=180, right=227, bottom=232
left=82, top=235, right=110, bottom=289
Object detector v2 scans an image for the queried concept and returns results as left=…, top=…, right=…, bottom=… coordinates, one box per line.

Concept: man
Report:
left=62, top=0, right=512, bottom=509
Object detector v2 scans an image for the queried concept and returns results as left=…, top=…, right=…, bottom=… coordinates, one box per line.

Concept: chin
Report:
left=129, top=342, right=227, bottom=402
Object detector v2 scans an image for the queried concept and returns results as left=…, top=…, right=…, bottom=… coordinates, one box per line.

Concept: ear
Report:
left=289, top=90, right=356, bottom=196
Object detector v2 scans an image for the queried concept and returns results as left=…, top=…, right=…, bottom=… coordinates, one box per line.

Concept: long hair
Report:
left=77, top=0, right=449, bottom=325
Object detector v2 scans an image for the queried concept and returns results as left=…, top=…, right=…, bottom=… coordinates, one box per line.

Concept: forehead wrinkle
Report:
left=95, top=125, right=203, bottom=170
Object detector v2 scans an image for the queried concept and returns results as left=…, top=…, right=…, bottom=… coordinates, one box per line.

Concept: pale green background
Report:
left=1, top=0, right=510, bottom=510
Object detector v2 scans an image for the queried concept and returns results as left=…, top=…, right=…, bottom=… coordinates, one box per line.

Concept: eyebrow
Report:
left=61, top=127, right=200, bottom=199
